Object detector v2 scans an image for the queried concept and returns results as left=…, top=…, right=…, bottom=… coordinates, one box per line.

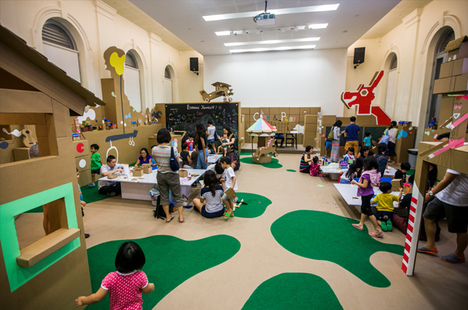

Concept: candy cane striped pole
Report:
left=402, top=182, right=424, bottom=275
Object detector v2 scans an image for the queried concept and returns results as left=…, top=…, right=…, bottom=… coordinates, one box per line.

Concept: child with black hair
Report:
left=310, top=156, right=321, bottom=176
left=89, top=143, right=101, bottom=187
left=340, top=163, right=357, bottom=184
left=179, top=143, right=192, bottom=168
left=395, top=162, right=411, bottom=183
left=351, top=156, right=383, bottom=238
left=219, top=156, right=237, bottom=218
left=299, top=146, right=314, bottom=173
left=185, top=134, right=195, bottom=151
left=343, top=147, right=355, bottom=164
left=206, top=162, right=225, bottom=180
left=371, top=182, right=402, bottom=232
left=193, top=170, right=228, bottom=219
left=75, top=241, right=154, bottom=307
left=374, top=143, right=388, bottom=177
left=363, top=131, right=372, bottom=147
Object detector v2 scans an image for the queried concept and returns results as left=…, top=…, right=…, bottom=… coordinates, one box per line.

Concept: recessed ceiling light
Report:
left=215, top=31, right=231, bottom=36
left=308, top=23, right=328, bottom=29
left=225, top=37, right=320, bottom=47
left=203, top=4, right=339, bottom=22
left=230, top=45, right=316, bottom=54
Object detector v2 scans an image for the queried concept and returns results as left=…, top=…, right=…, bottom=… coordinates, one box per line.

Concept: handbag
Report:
left=169, top=147, right=179, bottom=171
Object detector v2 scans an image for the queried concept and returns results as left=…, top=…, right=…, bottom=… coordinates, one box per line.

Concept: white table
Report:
left=207, top=154, right=222, bottom=164
left=99, top=168, right=206, bottom=201
left=333, top=184, right=399, bottom=208
left=322, top=164, right=396, bottom=180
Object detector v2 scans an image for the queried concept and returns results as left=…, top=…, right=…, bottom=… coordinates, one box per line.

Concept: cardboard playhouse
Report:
left=0, top=25, right=106, bottom=309
left=246, top=116, right=277, bottom=163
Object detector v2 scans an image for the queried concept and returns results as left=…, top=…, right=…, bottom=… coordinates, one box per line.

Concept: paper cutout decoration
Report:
left=79, top=159, right=86, bottom=168
left=109, top=52, right=125, bottom=75
left=0, top=141, right=8, bottom=149
left=171, top=138, right=178, bottom=149
left=397, top=130, right=408, bottom=139
left=124, top=112, right=131, bottom=119
left=341, top=70, right=391, bottom=125
left=424, top=131, right=430, bottom=135
left=77, top=108, right=96, bottom=123
left=2, top=128, right=22, bottom=137
left=76, top=143, right=84, bottom=153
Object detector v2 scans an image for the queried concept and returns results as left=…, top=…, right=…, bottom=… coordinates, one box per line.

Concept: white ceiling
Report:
left=103, top=0, right=433, bottom=55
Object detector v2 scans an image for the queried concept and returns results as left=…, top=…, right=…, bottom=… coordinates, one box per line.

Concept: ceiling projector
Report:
left=254, top=12, right=276, bottom=26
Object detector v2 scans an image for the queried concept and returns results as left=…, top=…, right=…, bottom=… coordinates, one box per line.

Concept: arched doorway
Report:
left=164, top=65, right=174, bottom=103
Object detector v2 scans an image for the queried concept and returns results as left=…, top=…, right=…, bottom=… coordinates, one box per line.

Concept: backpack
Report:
left=380, top=129, right=389, bottom=145
left=327, top=128, right=334, bottom=141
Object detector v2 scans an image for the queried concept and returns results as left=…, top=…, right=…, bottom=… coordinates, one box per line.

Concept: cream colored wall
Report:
left=345, top=0, right=468, bottom=145
left=0, top=0, right=204, bottom=109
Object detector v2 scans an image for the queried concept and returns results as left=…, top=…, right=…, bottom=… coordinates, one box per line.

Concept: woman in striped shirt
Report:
left=299, top=146, right=314, bottom=173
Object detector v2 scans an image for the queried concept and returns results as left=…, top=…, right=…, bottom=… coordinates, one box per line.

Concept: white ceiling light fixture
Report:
left=224, top=37, right=320, bottom=47
left=308, top=23, right=328, bottom=29
left=203, top=4, right=340, bottom=22
left=230, top=45, right=316, bottom=54
left=233, top=30, right=243, bottom=35
left=215, top=31, right=231, bottom=36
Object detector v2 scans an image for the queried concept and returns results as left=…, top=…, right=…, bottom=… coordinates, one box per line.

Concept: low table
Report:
left=333, top=183, right=399, bottom=208
left=207, top=154, right=222, bottom=164
left=99, top=168, right=206, bottom=201
left=322, top=164, right=397, bottom=180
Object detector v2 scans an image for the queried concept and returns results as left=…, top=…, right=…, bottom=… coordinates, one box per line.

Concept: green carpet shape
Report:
left=234, top=193, right=272, bottom=218
left=239, top=152, right=252, bottom=156
left=240, top=157, right=283, bottom=169
left=86, top=234, right=240, bottom=309
left=270, top=210, right=404, bottom=287
left=242, top=273, right=343, bottom=310
left=81, top=182, right=109, bottom=203
left=286, top=169, right=296, bottom=172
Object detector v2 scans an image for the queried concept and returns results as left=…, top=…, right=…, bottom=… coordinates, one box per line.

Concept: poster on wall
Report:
left=165, top=103, right=239, bottom=139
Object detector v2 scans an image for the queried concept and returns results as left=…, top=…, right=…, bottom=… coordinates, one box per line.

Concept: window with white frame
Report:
left=123, top=51, right=142, bottom=112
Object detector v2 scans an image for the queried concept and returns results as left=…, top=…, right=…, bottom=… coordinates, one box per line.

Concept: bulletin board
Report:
left=165, top=103, right=239, bottom=141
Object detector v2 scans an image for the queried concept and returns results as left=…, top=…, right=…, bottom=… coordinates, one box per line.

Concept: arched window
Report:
left=385, top=53, right=398, bottom=118
left=42, top=19, right=81, bottom=82
left=164, top=65, right=173, bottom=103
left=426, top=27, right=455, bottom=126
left=123, top=50, right=142, bottom=112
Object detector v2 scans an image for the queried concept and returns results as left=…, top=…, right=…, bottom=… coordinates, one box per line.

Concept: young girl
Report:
left=193, top=170, right=227, bottom=219
left=351, top=156, right=383, bottom=238
left=363, top=132, right=372, bottom=147
left=340, top=163, right=357, bottom=184
left=386, top=121, right=398, bottom=162
left=343, top=147, right=355, bottom=164
left=299, top=146, right=314, bottom=173
left=75, top=241, right=154, bottom=308
left=195, top=123, right=208, bottom=169
left=310, top=156, right=321, bottom=176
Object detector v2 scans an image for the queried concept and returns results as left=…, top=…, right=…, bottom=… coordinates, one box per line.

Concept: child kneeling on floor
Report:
left=371, top=182, right=402, bottom=232
left=193, top=170, right=227, bottom=218
left=351, top=156, right=383, bottom=238
left=310, top=156, right=321, bottom=176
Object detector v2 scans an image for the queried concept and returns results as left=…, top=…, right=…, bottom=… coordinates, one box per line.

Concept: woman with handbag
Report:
left=152, top=128, right=185, bottom=223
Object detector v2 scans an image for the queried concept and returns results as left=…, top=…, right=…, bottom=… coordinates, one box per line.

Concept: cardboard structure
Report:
left=199, top=82, right=233, bottom=102
left=246, top=116, right=277, bottom=163
left=0, top=25, right=106, bottom=309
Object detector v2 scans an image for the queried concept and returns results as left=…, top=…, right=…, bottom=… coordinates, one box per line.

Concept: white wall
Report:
left=204, top=49, right=347, bottom=116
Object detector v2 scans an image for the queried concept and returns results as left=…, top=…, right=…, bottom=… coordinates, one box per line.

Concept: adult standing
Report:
left=386, top=121, right=398, bottom=163
left=206, top=120, right=217, bottom=152
left=195, top=123, right=208, bottom=169
left=330, top=120, right=342, bottom=163
left=152, top=128, right=185, bottom=223
left=418, top=169, right=468, bottom=263
left=98, top=155, right=125, bottom=196
left=223, top=126, right=237, bottom=168
left=344, top=116, right=360, bottom=158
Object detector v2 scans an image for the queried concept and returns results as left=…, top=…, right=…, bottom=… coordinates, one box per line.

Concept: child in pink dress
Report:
left=75, top=241, right=154, bottom=309
left=310, top=156, right=321, bottom=176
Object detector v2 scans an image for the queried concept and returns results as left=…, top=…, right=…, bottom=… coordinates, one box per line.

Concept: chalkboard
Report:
left=363, top=127, right=387, bottom=145
left=165, top=103, right=239, bottom=145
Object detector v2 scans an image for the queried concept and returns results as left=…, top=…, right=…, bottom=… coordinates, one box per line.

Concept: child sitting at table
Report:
left=193, top=170, right=227, bottom=219
left=207, top=144, right=215, bottom=154
left=299, top=146, right=314, bottom=173
left=185, top=134, right=195, bottom=151
left=351, top=156, right=382, bottom=238
left=363, top=131, right=372, bottom=147
left=179, top=144, right=191, bottom=168
left=135, top=148, right=155, bottom=167
left=395, top=162, right=411, bottom=183
left=371, top=182, right=402, bottom=232
left=219, top=156, right=237, bottom=219
left=340, top=163, right=358, bottom=184
left=343, top=147, right=355, bottom=164
left=216, top=133, right=229, bottom=156
left=310, top=156, right=321, bottom=176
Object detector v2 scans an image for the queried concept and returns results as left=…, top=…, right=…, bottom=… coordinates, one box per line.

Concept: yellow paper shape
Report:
left=109, top=52, right=125, bottom=76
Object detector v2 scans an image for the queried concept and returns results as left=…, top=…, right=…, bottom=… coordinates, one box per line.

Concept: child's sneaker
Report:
left=380, top=221, right=387, bottom=232
left=88, top=183, right=95, bottom=187
left=386, top=220, right=393, bottom=231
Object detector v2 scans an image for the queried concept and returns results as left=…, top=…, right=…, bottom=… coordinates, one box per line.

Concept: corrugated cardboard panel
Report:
left=73, top=140, right=89, bottom=157
left=448, top=41, right=468, bottom=60
left=52, top=100, right=71, bottom=139
left=270, top=108, right=280, bottom=114
left=290, top=108, right=300, bottom=114
left=453, top=73, right=468, bottom=92
left=305, top=115, right=317, bottom=124
left=438, top=96, right=454, bottom=125
left=310, top=107, right=321, bottom=114
left=356, top=115, right=377, bottom=126
left=433, top=77, right=454, bottom=94
left=260, top=107, right=269, bottom=114
left=321, top=115, right=336, bottom=125
left=0, top=89, right=52, bottom=113
left=75, top=155, right=90, bottom=172
left=78, top=169, right=92, bottom=186
left=301, top=108, right=310, bottom=114
left=281, top=107, right=290, bottom=115
left=439, top=61, right=453, bottom=79
left=452, top=58, right=468, bottom=76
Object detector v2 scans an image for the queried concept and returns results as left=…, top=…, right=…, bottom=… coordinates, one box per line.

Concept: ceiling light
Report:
left=308, top=23, right=328, bottom=29
left=295, top=26, right=306, bottom=31
left=230, top=45, right=316, bottom=54
left=203, top=4, right=340, bottom=22
left=215, top=31, right=231, bottom=36
left=233, top=30, right=243, bottom=35
left=225, top=37, right=320, bottom=47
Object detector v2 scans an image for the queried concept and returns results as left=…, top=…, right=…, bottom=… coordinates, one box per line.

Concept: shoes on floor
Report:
left=441, top=253, right=465, bottom=263
left=417, top=246, right=438, bottom=255
left=381, top=222, right=387, bottom=232
left=88, top=183, right=95, bottom=188
left=386, top=220, right=393, bottom=231
left=352, top=224, right=363, bottom=231
left=223, top=211, right=232, bottom=220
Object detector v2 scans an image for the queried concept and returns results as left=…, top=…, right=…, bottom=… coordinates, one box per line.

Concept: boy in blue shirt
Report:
left=344, top=116, right=359, bottom=157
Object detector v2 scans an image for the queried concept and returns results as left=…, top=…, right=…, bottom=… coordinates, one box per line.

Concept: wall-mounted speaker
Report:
left=190, top=57, right=199, bottom=72
left=353, top=47, right=365, bottom=65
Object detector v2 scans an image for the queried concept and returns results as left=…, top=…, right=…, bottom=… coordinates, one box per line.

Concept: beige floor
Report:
left=16, top=154, right=468, bottom=309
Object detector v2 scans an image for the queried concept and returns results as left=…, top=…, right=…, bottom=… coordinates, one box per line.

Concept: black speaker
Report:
left=353, top=47, right=365, bottom=65
left=190, top=57, right=199, bottom=72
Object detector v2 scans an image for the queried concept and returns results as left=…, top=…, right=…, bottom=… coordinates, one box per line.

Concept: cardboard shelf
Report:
left=16, top=228, right=80, bottom=268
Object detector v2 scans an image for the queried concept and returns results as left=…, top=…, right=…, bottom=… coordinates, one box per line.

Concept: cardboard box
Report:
left=178, top=169, right=188, bottom=178
left=290, top=108, right=300, bottom=114
left=78, top=169, right=92, bottom=187
left=310, top=107, right=321, bottom=114
left=392, top=179, right=402, bottom=191
left=321, top=115, right=336, bottom=125
left=446, top=37, right=468, bottom=61
left=452, top=58, right=468, bottom=76
left=72, top=140, right=89, bottom=157
left=224, top=188, right=237, bottom=200
left=75, top=155, right=90, bottom=172
left=439, top=96, right=454, bottom=125
left=433, top=77, right=454, bottom=94
left=13, top=147, right=31, bottom=162
left=439, top=61, right=453, bottom=79
left=305, top=115, right=317, bottom=124
left=133, top=167, right=143, bottom=176
left=142, top=164, right=152, bottom=174
left=454, top=73, right=468, bottom=92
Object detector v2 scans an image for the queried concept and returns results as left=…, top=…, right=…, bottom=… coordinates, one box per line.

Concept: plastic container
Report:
left=407, top=149, right=418, bottom=168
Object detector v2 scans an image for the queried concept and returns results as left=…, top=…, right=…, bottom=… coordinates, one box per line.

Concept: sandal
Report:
left=179, top=218, right=185, bottom=223
left=223, top=211, right=232, bottom=220
left=369, top=232, right=383, bottom=238
left=352, top=224, right=363, bottom=231
left=417, top=246, right=438, bottom=255
left=166, top=216, right=174, bottom=223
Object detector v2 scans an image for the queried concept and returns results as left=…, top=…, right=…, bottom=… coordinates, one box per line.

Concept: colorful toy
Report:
left=199, top=82, right=234, bottom=102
